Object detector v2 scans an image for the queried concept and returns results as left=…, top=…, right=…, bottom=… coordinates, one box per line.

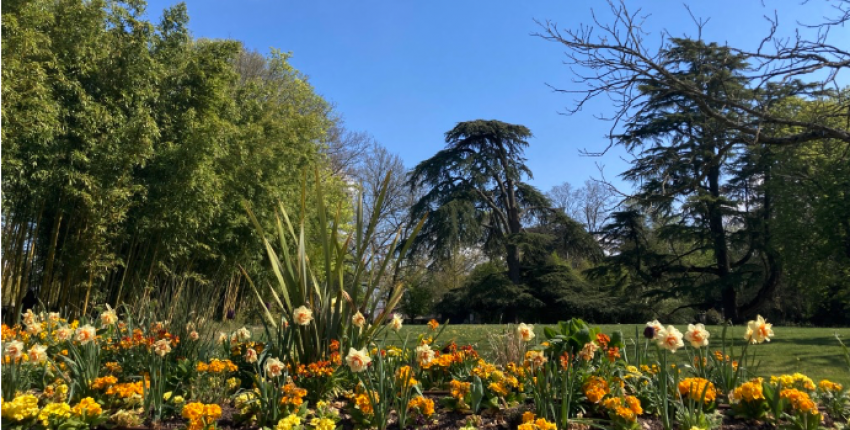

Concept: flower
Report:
left=218, top=332, right=228, bottom=344
left=730, top=380, right=765, bottom=403
left=22, top=309, right=37, bottom=325
left=645, top=320, right=663, bottom=339
left=55, top=326, right=73, bottom=341
left=678, top=378, right=717, bottom=403
left=245, top=348, right=258, bottom=363
left=780, top=388, right=818, bottom=415
left=28, top=344, right=48, bottom=363
left=75, top=324, right=97, bottom=344
left=71, top=397, right=102, bottom=420
left=578, top=342, right=598, bottom=361
left=657, top=325, right=684, bottom=353
left=684, top=324, right=710, bottom=348
left=583, top=376, right=610, bottom=403
left=4, top=340, right=24, bottom=360
left=100, top=305, right=118, bottom=326
left=1, top=394, right=40, bottom=421
left=293, top=306, right=313, bottom=326
left=265, top=357, right=285, bottom=378
left=189, top=330, right=199, bottom=341
left=233, top=327, right=251, bottom=343
left=525, top=350, right=548, bottom=369
left=26, top=322, right=43, bottom=335
left=352, top=311, right=366, bottom=328
left=37, top=401, right=71, bottom=426
left=416, top=344, right=435, bottom=366
left=408, top=396, right=435, bottom=416
left=427, top=319, right=439, bottom=331
left=345, top=347, right=371, bottom=372
left=818, top=379, right=843, bottom=392
left=389, top=313, right=403, bottom=331
left=745, top=315, right=774, bottom=344
left=153, top=339, right=172, bottom=356
left=276, top=414, right=302, bottom=430
left=310, top=417, right=336, bottom=430
left=517, top=323, right=535, bottom=342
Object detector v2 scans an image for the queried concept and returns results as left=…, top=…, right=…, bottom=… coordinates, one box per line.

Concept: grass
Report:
left=390, top=323, right=850, bottom=385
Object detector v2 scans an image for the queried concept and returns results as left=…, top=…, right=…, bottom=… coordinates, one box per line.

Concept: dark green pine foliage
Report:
left=408, top=120, right=552, bottom=285
left=604, top=39, right=780, bottom=322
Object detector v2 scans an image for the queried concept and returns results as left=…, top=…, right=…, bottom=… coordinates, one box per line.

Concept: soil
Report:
left=105, top=400, right=846, bottom=430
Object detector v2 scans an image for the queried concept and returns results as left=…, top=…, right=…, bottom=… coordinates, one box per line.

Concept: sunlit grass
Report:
left=391, top=323, right=850, bottom=385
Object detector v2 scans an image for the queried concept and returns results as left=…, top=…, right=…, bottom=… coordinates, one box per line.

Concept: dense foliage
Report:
left=2, top=0, right=349, bottom=322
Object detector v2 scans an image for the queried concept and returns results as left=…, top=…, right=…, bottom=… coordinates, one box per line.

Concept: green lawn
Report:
left=392, top=324, right=850, bottom=385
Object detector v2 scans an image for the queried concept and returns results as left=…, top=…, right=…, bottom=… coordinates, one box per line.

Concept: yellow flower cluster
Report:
left=602, top=396, right=643, bottom=421
left=818, top=379, right=843, bottom=393
left=309, top=417, right=336, bottom=430
left=91, top=375, right=118, bottom=390
left=182, top=402, right=222, bottom=430
left=583, top=376, right=610, bottom=404
left=354, top=391, right=378, bottom=415
left=678, top=378, right=717, bottom=404
left=730, top=379, right=765, bottom=404
left=1, top=394, right=40, bottom=422
left=71, top=397, right=103, bottom=419
left=519, top=411, right=557, bottom=430
left=770, top=373, right=815, bottom=391
left=396, top=365, right=419, bottom=388
left=105, top=381, right=146, bottom=399
left=276, top=414, right=302, bottom=430
left=450, top=379, right=471, bottom=400
left=407, top=396, right=435, bottom=416
left=196, top=359, right=238, bottom=373
left=780, top=388, right=819, bottom=415
left=280, top=382, right=308, bottom=407
left=37, top=402, right=71, bottom=427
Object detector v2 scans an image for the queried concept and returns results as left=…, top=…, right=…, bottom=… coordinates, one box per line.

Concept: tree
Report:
left=535, top=1, right=850, bottom=148
left=548, top=180, right=616, bottom=234
left=408, top=120, right=552, bottom=285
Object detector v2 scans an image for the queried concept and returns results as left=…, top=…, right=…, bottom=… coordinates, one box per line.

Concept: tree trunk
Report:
left=707, top=161, right=736, bottom=321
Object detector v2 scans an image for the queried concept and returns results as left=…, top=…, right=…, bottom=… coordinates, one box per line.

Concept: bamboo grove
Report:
left=1, top=0, right=352, bottom=322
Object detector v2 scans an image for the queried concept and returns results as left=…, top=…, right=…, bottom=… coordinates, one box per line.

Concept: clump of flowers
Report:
left=1, top=394, right=40, bottom=422
left=770, top=373, right=815, bottom=391
left=197, top=359, right=238, bottom=374
left=354, top=391, right=378, bottom=415
left=275, top=413, right=302, bottom=430
left=678, top=378, right=717, bottom=405
left=583, top=376, right=610, bottom=404
left=280, top=382, right=308, bottom=410
left=37, top=401, right=72, bottom=427
left=729, top=379, right=768, bottom=419
left=780, top=388, right=818, bottom=415
left=518, top=411, right=557, bottom=430
left=407, top=396, right=435, bottom=417
left=182, top=402, right=222, bottom=430
left=602, top=396, right=643, bottom=429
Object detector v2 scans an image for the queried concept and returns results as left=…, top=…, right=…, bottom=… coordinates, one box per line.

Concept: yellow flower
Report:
left=1, top=394, right=40, bottom=422
left=71, top=397, right=102, bottom=420
left=276, top=413, right=302, bottom=430
left=517, top=323, right=535, bottom=342
left=37, top=402, right=71, bottom=427
left=583, top=376, right=610, bottom=403
left=745, top=315, right=774, bottom=344
left=678, top=378, right=716, bottom=403
left=346, top=347, right=371, bottom=373
left=427, top=319, right=439, bottom=331
left=407, top=396, right=435, bottom=416
left=311, top=417, right=336, bottom=430
left=818, top=379, right=842, bottom=392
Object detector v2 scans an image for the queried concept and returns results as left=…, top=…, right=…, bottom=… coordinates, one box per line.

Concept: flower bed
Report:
left=2, top=310, right=848, bottom=430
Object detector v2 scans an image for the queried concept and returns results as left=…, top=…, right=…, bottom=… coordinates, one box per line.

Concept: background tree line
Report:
left=3, top=0, right=847, bottom=326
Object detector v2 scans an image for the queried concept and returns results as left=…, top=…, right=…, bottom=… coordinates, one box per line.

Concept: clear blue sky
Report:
left=143, top=0, right=847, bottom=194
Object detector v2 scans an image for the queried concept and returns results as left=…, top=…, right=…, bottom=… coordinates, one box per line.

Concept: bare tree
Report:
left=534, top=0, right=850, bottom=155
left=548, top=180, right=615, bottom=234
left=323, top=121, right=373, bottom=177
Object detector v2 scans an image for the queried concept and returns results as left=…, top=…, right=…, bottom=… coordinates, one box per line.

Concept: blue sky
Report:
left=143, top=0, right=848, bottom=194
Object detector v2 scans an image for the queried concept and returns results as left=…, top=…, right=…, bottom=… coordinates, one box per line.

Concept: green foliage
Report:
left=244, top=171, right=425, bottom=365
left=1, top=0, right=347, bottom=321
